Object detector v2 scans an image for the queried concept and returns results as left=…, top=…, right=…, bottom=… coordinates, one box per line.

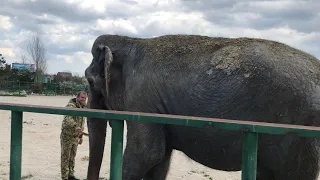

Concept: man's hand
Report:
left=75, top=127, right=82, bottom=136
left=79, top=138, right=83, bottom=145
left=75, top=127, right=82, bottom=132
left=109, top=120, right=112, bottom=128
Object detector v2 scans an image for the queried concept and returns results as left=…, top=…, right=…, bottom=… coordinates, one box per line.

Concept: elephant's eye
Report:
left=87, top=78, right=94, bottom=87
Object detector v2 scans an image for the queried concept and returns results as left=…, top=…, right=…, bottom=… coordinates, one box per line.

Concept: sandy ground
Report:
left=0, top=95, right=243, bottom=180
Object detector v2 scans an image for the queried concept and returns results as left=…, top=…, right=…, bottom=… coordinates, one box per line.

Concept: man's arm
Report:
left=63, top=103, right=80, bottom=129
left=78, top=105, right=87, bottom=139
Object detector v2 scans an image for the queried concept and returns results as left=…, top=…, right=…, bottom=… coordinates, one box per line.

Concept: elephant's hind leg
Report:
left=259, top=136, right=320, bottom=180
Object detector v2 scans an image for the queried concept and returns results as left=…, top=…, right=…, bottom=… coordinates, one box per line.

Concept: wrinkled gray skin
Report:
left=85, top=34, right=320, bottom=180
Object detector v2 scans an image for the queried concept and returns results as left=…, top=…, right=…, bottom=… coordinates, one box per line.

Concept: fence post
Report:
left=109, top=120, right=124, bottom=180
left=10, top=111, right=23, bottom=180
left=241, top=131, right=258, bottom=180
left=54, top=83, right=57, bottom=96
left=45, top=83, right=48, bottom=96
left=18, top=82, right=21, bottom=95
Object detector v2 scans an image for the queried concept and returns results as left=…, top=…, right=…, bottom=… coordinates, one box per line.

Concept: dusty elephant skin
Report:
left=84, top=34, right=320, bottom=180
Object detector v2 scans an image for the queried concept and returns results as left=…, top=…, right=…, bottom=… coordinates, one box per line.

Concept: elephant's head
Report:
left=85, top=44, right=112, bottom=98
left=85, top=35, right=128, bottom=111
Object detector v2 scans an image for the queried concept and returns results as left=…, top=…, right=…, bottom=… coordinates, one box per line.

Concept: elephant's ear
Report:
left=98, top=44, right=113, bottom=97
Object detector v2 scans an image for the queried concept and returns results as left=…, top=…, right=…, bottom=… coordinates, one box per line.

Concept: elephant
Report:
left=84, top=34, right=320, bottom=180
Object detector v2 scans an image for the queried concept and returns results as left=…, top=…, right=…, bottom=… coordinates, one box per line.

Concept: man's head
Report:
left=76, top=91, right=87, bottom=106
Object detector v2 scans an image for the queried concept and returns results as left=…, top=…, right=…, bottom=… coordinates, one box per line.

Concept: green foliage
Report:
left=0, top=52, right=88, bottom=95
left=0, top=54, right=8, bottom=70
left=0, top=80, right=88, bottom=95
left=0, top=54, right=11, bottom=81
left=9, top=69, right=35, bottom=82
left=53, top=73, right=87, bottom=85
left=0, top=54, right=6, bottom=68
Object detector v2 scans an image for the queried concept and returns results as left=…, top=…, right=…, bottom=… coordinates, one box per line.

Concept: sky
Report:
left=0, top=0, right=319, bottom=76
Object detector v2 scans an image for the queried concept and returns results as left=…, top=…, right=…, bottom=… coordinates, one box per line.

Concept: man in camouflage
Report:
left=60, top=91, right=87, bottom=180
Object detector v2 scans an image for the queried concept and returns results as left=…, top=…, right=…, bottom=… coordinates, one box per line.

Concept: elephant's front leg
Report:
left=122, top=122, right=168, bottom=180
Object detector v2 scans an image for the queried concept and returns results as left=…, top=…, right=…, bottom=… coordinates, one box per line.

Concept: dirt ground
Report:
left=0, top=95, right=242, bottom=180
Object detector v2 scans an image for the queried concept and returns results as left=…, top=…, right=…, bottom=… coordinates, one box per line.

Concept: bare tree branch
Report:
left=20, top=54, right=28, bottom=64
left=26, top=34, right=48, bottom=82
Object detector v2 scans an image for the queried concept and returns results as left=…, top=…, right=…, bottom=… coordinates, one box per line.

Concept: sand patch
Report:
left=0, top=95, right=243, bottom=179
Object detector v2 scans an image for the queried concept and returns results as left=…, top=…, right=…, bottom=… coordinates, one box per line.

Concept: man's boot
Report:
left=68, top=176, right=80, bottom=180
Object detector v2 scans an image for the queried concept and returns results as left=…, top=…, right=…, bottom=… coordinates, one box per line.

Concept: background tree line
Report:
left=0, top=53, right=34, bottom=82
left=0, top=34, right=87, bottom=86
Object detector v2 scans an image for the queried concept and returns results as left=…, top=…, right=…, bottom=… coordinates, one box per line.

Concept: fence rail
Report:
left=1, top=102, right=320, bottom=180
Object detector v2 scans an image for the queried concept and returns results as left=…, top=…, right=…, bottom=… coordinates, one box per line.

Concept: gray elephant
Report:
left=84, top=34, right=320, bottom=180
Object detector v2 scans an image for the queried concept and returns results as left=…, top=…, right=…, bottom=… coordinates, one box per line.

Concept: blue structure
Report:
left=11, top=63, right=36, bottom=72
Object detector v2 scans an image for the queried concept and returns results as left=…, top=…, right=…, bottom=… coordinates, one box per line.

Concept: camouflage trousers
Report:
left=60, top=133, right=79, bottom=179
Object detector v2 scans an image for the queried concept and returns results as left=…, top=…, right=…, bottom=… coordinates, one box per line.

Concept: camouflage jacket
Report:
left=61, top=98, right=86, bottom=137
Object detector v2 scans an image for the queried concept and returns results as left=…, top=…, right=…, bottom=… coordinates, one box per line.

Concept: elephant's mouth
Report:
left=103, top=96, right=113, bottom=111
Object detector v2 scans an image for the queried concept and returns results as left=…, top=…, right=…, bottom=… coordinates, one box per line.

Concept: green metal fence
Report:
left=0, top=81, right=88, bottom=96
left=1, top=102, right=320, bottom=180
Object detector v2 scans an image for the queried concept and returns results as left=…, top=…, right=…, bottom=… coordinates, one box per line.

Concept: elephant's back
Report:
left=136, top=36, right=317, bottom=80
left=140, top=35, right=320, bottom=96
left=143, top=36, right=319, bottom=123
left=125, top=35, right=320, bottom=125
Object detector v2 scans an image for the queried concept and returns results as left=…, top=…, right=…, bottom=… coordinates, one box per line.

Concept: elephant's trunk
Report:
left=86, top=118, right=107, bottom=180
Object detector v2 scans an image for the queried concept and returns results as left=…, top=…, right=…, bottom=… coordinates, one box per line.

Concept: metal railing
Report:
left=1, top=102, right=320, bottom=180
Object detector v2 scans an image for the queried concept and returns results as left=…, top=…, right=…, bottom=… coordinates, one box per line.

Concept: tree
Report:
left=20, top=54, right=28, bottom=64
left=26, top=34, right=48, bottom=83
left=0, top=53, right=34, bottom=83
left=0, top=54, right=6, bottom=68
left=0, top=54, right=12, bottom=81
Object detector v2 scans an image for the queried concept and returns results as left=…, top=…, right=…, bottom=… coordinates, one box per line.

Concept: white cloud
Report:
left=57, top=55, right=72, bottom=64
left=77, top=0, right=107, bottom=13
left=247, top=0, right=309, bottom=11
left=0, top=15, right=14, bottom=30
left=0, top=48, right=15, bottom=57
left=95, top=18, right=138, bottom=35
left=126, top=11, right=214, bottom=36
left=0, top=0, right=319, bottom=76
left=73, top=51, right=92, bottom=65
